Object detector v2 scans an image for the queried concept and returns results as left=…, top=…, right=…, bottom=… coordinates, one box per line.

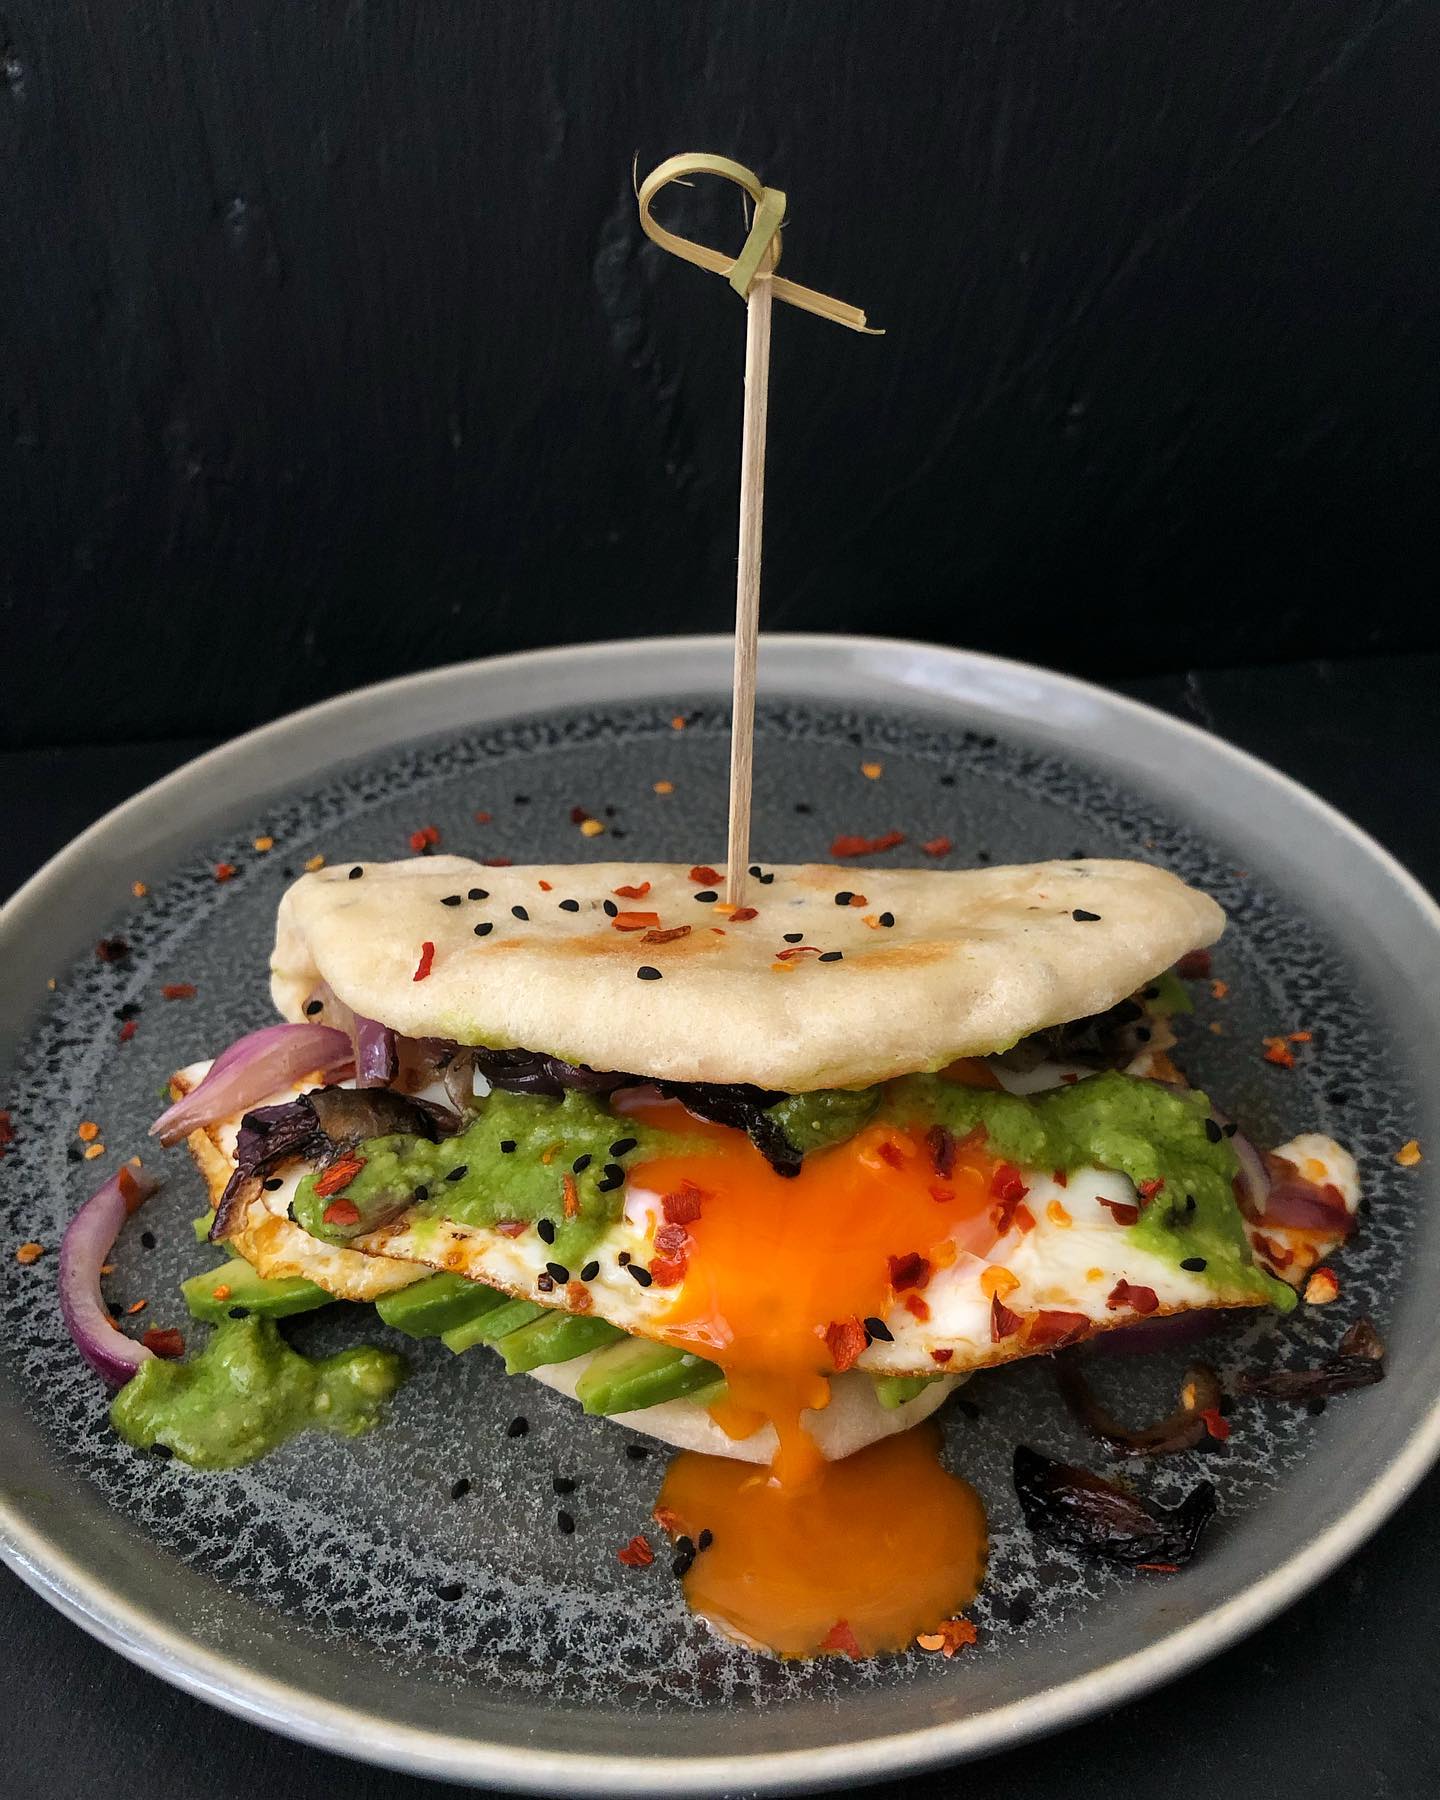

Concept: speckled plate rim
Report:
left=3, top=633, right=1439, bottom=1795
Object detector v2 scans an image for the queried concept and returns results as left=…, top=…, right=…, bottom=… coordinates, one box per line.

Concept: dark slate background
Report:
left=3, top=0, right=1438, bottom=749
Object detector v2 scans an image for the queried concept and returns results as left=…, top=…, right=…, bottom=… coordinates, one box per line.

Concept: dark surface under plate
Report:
left=1, top=650, right=1438, bottom=1797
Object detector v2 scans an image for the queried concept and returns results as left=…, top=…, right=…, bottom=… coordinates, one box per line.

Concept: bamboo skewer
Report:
left=635, top=154, right=875, bottom=906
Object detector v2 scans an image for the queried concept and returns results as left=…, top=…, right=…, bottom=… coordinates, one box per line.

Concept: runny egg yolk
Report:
left=624, top=1103, right=994, bottom=1657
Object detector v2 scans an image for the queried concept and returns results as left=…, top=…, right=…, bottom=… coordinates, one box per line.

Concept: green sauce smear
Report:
left=110, top=1316, right=406, bottom=1468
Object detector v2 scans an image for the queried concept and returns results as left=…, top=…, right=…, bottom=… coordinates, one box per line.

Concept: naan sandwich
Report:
left=159, top=856, right=1359, bottom=1465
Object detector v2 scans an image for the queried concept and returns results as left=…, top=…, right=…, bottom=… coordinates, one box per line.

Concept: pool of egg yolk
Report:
left=625, top=1102, right=994, bottom=1657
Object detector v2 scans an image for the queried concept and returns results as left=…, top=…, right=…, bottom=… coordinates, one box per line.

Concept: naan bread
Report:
left=272, top=857, right=1223, bottom=1091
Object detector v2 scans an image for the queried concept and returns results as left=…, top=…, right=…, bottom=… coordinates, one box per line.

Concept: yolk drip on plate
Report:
left=623, top=1101, right=993, bottom=1657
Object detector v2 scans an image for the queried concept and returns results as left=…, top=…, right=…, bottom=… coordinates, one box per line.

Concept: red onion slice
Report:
left=1258, top=1152, right=1354, bottom=1232
left=1229, top=1127, right=1271, bottom=1218
left=352, top=1013, right=398, bottom=1088
left=149, top=1022, right=353, bottom=1145
left=59, top=1162, right=162, bottom=1387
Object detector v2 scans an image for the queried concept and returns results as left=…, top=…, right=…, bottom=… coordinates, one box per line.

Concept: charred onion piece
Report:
left=656, top=1080, right=800, bottom=1177
left=1056, top=1352, right=1224, bottom=1456
left=470, top=1046, right=629, bottom=1099
left=1234, top=1315, right=1385, bottom=1402
left=211, top=1085, right=455, bottom=1240
left=1013, top=1444, right=1218, bottom=1567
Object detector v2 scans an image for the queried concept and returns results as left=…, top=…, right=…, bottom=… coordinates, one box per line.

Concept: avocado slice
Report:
left=872, top=1372, right=942, bottom=1410
left=573, top=1335, right=723, bottom=1415
left=181, top=1257, right=332, bottom=1323
left=497, top=1311, right=625, bottom=1374
left=442, top=1296, right=547, bottom=1354
left=376, top=1272, right=507, bottom=1338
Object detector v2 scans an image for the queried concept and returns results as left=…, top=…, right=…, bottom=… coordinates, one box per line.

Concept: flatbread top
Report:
left=270, top=856, right=1224, bottom=1090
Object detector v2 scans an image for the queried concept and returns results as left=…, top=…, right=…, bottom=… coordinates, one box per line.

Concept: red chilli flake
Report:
left=921, top=836, right=954, bottom=858
left=1106, top=1279, right=1160, bottom=1315
left=662, top=1182, right=705, bottom=1226
left=1027, top=1309, right=1090, bottom=1348
left=876, top=1140, right=906, bottom=1170
left=322, top=1197, right=361, bottom=1226
left=613, top=882, right=652, bottom=899
left=829, top=830, right=905, bottom=859
left=95, top=936, right=131, bottom=963
left=481, top=857, right=514, bottom=867
left=213, top=862, right=237, bottom=882
left=412, top=941, right=436, bottom=982
left=1262, top=1037, right=1296, bottom=1068
left=1136, top=1177, right=1166, bottom=1202
left=904, top=1292, right=932, bottom=1321
left=473, top=810, right=492, bottom=824
left=617, top=1534, right=656, bottom=1568
left=776, top=944, right=821, bottom=960
left=562, top=1173, right=580, bottom=1220
left=162, top=983, right=197, bottom=1001
left=141, top=1325, right=185, bottom=1358
left=1052, top=1168, right=1069, bottom=1188
left=931, top=1347, right=955, bottom=1364
left=118, top=1019, right=138, bottom=1043
left=926, top=1124, right=956, bottom=1177
left=1176, top=948, right=1212, bottom=979
left=642, top=924, right=691, bottom=945
left=888, top=1251, right=932, bottom=1291
left=611, top=911, right=660, bottom=932
left=1096, top=1198, right=1141, bottom=1227
left=117, top=1165, right=149, bottom=1213
left=316, top=1156, right=366, bottom=1199
left=408, top=824, right=441, bottom=852
left=820, top=1619, right=862, bottom=1658
left=495, top=1219, right=527, bottom=1237
left=728, top=906, right=759, bottom=923
left=688, top=865, right=721, bottom=885
left=825, top=1317, right=868, bottom=1373
left=1201, top=1407, right=1231, bottom=1442
left=990, top=1293, right=1022, bottom=1342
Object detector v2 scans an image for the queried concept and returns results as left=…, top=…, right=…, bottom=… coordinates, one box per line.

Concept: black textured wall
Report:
left=3, top=1, right=1437, bottom=748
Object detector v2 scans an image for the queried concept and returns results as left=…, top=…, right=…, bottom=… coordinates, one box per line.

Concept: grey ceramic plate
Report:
left=2, top=636, right=1437, bottom=1794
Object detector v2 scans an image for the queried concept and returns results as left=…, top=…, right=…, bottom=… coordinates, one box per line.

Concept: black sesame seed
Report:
left=537, top=1218, right=556, bottom=1244
left=553, top=1475, right=577, bottom=1495
left=511, top=904, right=529, bottom=921
left=759, top=872, right=774, bottom=884
left=151, top=1443, right=174, bottom=1460
left=1135, top=1025, right=1152, bottom=1042
left=693, top=891, right=717, bottom=903
left=263, top=1177, right=284, bottom=1191
left=468, top=887, right=489, bottom=901
left=108, top=1302, right=123, bottom=1318
left=441, top=894, right=463, bottom=907
left=572, top=1153, right=592, bottom=1173
left=794, top=802, right=812, bottom=814
left=228, top=1306, right=250, bottom=1320
left=1203, top=1118, right=1222, bottom=1143
left=625, top=1444, right=649, bottom=1461
left=627, top=1263, right=653, bottom=1286
left=783, top=932, right=803, bottom=943
left=579, top=1260, right=600, bottom=1282
left=749, top=864, right=762, bottom=877
left=559, top=899, right=580, bottom=912
left=609, top=1137, right=638, bottom=1157
left=546, top=1261, right=570, bottom=1284
left=939, top=774, right=956, bottom=787
left=602, top=899, right=618, bottom=917
left=637, top=966, right=662, bottom=981
left=976, top=850, right=992, bottom=863
left=671, top=1547, right=695, bottom=1578
left=413, top=1184, right=429, bottom=1202
left=1180, top=1256, right=1208, bottom=1272
left=675, top=1534, right=695, bottom=1556
left=834, top=891, right=853, bottom=906
left=514, top=794, right=530, bottom=805
left=1142, top=985, right=1160, bottom=1001
left=597, top=1166, right=624, bottom=1191
left=473, top=921, right=494, bottom=937
left=1185, top=1194, right=1197, bottom=1213
left=556, top=1510, right=575, bottom=1535
left=67, top=1144, right=83, bottom=1163
left=618, top=1251, right=631, bottom=1266
left=697, top=1528, right=713, bottom=1551
left=611, top=828, right=627, bottom=840
left=863, top=1316, right=893, bottom=1342
left=1327, top=1089, right=1349, bottom=1106
left=879, top=911, right=895, bottom=927
left=445, top=1165, right=468, bottom=1182
left=500, top=1139, right=517, bottom=1154
left=436, top=1581, right=465, bottom=1601
left=1307, top=1397, right=1329, bottom=1417
left=348, top=866, right=364, bottom=879
left=450, top=1477, right=471, bottom=1499
left=818, top=950, right=844, bottom=962
left=1072, top=908, right=1101, bottom=922
left=1223, top=1122, right=1238, bottom=1138
left=304, top=999, right=324, bottom=1016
